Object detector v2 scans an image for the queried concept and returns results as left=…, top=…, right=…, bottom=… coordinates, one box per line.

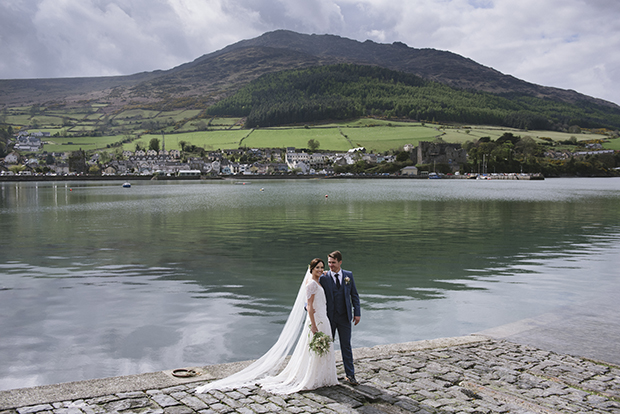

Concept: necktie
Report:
left=335, top=273, right=341, bottom=289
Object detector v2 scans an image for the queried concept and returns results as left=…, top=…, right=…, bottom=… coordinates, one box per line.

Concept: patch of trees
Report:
left=462, top=133, right=620, bottom=177
left=0, top=126, right=13, bottom=158
left=205, top=64, right=620, bottom=130
left=178, top=140, right=205, bottom=157
left=149, top=138, right=160, bottom=152
left=307, top=139, right=320, bottom=151
left=68, top=150, right=87, bottom=174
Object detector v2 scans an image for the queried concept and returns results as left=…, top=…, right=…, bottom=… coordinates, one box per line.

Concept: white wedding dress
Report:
left=195, top=270, right=338, bottom=395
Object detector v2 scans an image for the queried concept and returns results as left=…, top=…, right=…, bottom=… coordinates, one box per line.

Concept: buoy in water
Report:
left=325, top=194, right=328, bottom=198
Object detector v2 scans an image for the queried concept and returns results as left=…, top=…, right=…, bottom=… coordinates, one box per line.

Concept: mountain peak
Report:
left=0, top=30, right=617, bottom=111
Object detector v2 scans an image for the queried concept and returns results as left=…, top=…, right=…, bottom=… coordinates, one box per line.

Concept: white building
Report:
left=308, top=153, right=328, bottom=170
left=14, top=136, right=43, bottom=152
left=4, top=152, right=20, bottom=164
left=211, top=160, right=221, bottom=174
left=291, top=161, right=309, bottom=174
left=286, top=151, right=310, bottom=166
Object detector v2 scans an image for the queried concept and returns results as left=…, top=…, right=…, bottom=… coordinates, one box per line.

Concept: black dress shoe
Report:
left=345, top=376, right=359, bottom=386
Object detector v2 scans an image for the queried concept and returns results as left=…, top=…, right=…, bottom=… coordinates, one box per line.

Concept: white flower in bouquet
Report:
left=308, top=325, right=332, bottom=356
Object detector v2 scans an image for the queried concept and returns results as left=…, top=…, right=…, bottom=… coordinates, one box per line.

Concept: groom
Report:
left=320, top=250, right=361, bottom=386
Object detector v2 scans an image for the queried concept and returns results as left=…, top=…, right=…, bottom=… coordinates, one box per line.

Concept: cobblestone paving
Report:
left=2, top=339, right=619, bottom=414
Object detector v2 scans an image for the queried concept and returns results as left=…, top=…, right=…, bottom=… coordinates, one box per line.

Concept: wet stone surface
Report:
left=2, top=339, right=619, bottom=414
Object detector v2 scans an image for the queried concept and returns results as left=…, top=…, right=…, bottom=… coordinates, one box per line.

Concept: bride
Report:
left=195, top=258, right=338, bottom=395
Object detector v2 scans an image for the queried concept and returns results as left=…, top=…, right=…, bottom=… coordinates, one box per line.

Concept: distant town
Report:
left=2, top=130, right=468, bottom=178
left=1, top=129, right=617, bottom=179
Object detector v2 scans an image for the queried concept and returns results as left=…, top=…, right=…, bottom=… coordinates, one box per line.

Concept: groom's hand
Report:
left=353, top=316, right=360, bottom=326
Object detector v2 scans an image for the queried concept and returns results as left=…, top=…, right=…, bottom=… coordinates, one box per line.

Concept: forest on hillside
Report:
left=206, top=64, right=620, bottom=131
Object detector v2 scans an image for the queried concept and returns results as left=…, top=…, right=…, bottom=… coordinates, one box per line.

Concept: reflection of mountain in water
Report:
left=1, top=178, right=619, bottom=390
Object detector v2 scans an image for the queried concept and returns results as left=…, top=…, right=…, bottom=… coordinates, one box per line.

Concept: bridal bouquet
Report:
left=309, top=328, right=332, bottom=356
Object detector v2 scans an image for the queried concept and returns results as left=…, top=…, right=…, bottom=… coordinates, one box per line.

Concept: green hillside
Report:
left=206, top=64, right=620, bottom=131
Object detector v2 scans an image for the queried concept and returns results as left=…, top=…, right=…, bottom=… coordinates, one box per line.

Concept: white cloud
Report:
left=336, top=0, right=620, bottom=104
left=0, top=0, right=618, bottom=104
left=281, top=0, right=345, bottom=31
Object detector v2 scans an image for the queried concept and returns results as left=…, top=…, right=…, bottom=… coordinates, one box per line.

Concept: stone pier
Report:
left=2, top=334, right=619, bottom=414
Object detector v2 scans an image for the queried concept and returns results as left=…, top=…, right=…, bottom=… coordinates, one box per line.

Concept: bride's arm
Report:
left=307, top=293, right=318, bottom=334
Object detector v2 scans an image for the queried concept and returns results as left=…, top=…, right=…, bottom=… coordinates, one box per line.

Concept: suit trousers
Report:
left=331, top=311, right=354, bottom=378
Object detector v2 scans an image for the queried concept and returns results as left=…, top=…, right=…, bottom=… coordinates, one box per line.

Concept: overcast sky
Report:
left=1, top=0, right=618, bottom=105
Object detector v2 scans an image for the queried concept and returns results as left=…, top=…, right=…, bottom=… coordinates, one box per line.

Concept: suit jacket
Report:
left=320, top=269, right=361, bottom=323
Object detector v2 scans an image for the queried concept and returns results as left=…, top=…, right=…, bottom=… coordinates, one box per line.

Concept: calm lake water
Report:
left=1, top=177, right=619, bottom=390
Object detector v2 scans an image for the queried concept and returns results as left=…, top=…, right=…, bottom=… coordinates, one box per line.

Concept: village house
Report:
left=268, top=163, right=289, bottom=174
left=293, top=161, right=310, bottom=174
left=211, top=160, right=221, bottom=174
left=544, top=150, right=571, bottom=160
left=308, top=153, right=328, bottom=170
left=400, top=166, right=419, bottom=176
left=265, top=148, right=283, bottom=161
left=14, top=135, right=43, bottom=152
left=362, top=153, right=378, bottom=163
left=50, top=163, right=70, bottom=175
left=285, top=150, right=310, bottom=166
left=220, top=164, right=232, bottom=175
left=188, top=157, right=211, bottom=172
left=102, top=164, right=119, bottom=176
left=4, top=152, right=20, bottom=164
left=207, top=152, right=224, bottom=162
left=332, top=153, right=357, bottom=166
left=102, top=161, right=130, bottom=175
left=224, top=149, right=244, bottom=158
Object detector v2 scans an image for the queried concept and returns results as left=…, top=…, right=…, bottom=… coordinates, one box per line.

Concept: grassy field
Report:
left=244, top=127, right=350, bottom=150
left=44, top=136, right=123, bottom=152
left=127, top=130, right=252, bottom=152
left=31, top=122, right=620, bottom=154
left=84, top=112, right=105, bottom=121
left=113, top=109, right=161, bottom=120
left=211, top=117, right=242, bottom=126
left=342, top=124, right=438, bottom=152
left=4, top=100, right=616, bottom=154
left=603, top=138, right=620, bottom=150
left=437, top=125, right=600, bottom=142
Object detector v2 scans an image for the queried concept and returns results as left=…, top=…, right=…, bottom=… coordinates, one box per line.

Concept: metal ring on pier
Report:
left=172, top=369, right=199, bottom=378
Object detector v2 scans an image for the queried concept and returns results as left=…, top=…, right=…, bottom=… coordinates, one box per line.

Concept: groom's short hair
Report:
left=328, top=250, right=342, bottom=262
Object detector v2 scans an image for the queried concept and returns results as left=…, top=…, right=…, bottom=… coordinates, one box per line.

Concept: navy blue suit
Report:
left=320, top=269, right=361, bottom=379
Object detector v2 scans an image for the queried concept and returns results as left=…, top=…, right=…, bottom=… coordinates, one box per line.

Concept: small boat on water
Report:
left=122, top=182, right=131, bottom=188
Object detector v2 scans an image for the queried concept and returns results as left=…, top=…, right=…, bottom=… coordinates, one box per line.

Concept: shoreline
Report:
left=1, top=333, right=618, bottom=413
left=0, top=172, right=552, bottom=183
left=2, top=293, right=619, bottom=412
left=0, top=336, right=485, bottom=410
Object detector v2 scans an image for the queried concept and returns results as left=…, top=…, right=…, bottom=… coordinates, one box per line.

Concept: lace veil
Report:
left=195, top=268, right=312, bottom=393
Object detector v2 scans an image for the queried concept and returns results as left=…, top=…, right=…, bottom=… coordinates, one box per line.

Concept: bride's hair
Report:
left=309, top=258, right=324, bottom=272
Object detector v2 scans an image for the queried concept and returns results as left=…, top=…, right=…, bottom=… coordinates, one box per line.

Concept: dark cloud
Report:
left=0, top=0, right=618, bottom=104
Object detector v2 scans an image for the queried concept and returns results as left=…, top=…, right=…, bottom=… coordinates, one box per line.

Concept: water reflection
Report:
left=1, top=178, right=619, bottom=390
